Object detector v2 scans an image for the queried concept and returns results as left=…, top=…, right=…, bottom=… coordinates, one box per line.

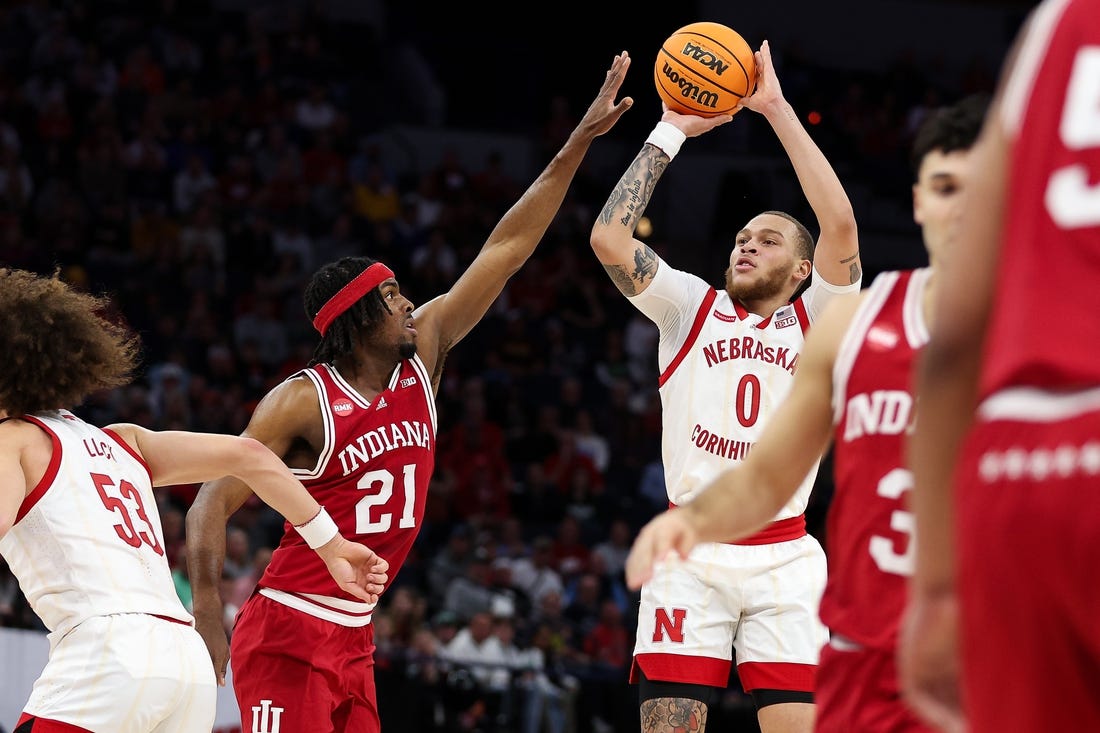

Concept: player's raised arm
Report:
left=590, top=106, right=731, bottom=298
left=740, top=41, right=859, bottom=287
left=412, top=52, right=633, bottom=375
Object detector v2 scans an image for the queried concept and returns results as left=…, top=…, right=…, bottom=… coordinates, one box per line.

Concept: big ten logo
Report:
left=656, top=61, right=720, bottom=111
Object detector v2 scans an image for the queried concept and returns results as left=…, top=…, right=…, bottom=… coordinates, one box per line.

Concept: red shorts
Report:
left=815, top=640, right=934, bottom=733
left=230, top=592, right=378, bottom=733
left=956, top=404, right=1100, bottom=733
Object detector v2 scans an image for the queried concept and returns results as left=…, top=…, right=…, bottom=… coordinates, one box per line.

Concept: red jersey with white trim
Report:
left=0, top=410, right=190, bottom=641
left=823, top=269, right=929, bottom=650
left=629, top=257, right=859, bottom=518
left=259, top=358, right=436, bottom=600
left=980, top=0, right=1100, bottom=397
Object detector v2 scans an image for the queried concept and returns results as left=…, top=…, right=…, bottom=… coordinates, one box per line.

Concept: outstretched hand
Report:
left=624, top=509, right=699, bottom=590
left=316, top=537, right=390, bottom=604
left=739, top=39, right=783, bottom=115
left=577, top=51, right=635, bottom=138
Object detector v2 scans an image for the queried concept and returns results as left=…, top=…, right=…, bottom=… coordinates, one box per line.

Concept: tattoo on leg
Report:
left=640, top=697, right=709, bottom=733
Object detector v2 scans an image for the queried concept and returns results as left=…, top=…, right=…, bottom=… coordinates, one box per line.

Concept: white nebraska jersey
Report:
left=630, top=258, right=859, bottom=515
left=0, top=410, right=190, bottom=643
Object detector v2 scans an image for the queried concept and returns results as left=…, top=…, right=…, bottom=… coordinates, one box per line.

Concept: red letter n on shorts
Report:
left=653, top=608, right=687, bottom=643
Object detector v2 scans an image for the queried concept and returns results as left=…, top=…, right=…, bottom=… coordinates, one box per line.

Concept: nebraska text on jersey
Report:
left=701, top=335, right=800, bottom=374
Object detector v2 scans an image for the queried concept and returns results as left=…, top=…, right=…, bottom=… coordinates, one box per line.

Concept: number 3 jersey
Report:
left=630, top=257, right=859, bottom=525
left=0, top=410, right=190, bottom=642
left=258, top=358, right=436, bottom=622
left=822, top=268, right=930, bottom=650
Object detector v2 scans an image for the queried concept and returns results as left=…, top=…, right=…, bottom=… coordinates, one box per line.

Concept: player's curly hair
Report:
left=0, top=268, right=139, bottom=416
left=761, top=209, right=815, bottom=262
left=304, top=256, right=391, bottom=366
left=910, top=93, right=990, bottom=178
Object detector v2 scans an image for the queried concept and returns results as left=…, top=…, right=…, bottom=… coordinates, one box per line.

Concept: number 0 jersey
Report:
left=823, top=268, right=929, bottom=650
left=0, top=410, right=189, bottom=642
left=258, top=358, right=436, bottom=622
left=629, top=257, right=859, bottom=527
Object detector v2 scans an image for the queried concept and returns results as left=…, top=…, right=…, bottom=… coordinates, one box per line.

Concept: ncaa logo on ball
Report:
left=332, top=398, right=355, bottom=416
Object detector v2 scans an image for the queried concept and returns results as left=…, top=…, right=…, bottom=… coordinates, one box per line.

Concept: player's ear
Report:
left=793, top=258, right=812, bottom=282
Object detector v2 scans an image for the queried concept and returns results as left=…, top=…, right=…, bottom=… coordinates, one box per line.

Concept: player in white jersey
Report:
left=590, top=41, right=860, bottom=733
left=0, top=268, right=388, bottom=733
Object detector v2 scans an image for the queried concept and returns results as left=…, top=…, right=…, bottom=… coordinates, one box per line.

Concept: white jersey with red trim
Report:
left=629, top=258, right=859, bottom=520
left=0, top=410, right=189, bottom=642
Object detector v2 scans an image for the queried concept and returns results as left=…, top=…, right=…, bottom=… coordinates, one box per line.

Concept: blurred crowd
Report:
left=0, top=2, right=999, bottom=731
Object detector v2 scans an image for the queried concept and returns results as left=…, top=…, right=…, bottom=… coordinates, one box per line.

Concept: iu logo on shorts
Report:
left=251, top=699, right=284, bottom=733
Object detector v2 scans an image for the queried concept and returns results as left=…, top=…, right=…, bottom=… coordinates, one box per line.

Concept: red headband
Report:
left=312, top=262, right=395, bottom=336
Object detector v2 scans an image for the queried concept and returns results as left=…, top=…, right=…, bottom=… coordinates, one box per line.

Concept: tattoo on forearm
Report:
left=603, top=244, right=658, bottom=296
left=597, top=148, right=669, bottom=229
left=640, top=697, right=708, bottom=733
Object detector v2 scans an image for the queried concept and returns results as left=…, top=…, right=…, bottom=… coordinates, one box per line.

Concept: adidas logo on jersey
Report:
left=375, top=396, right=388, bottom=409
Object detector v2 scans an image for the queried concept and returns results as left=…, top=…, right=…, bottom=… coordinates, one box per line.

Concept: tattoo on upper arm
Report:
left=603, top=244, right=658, bottom=296
left=640, top=697, right=709, bottom=733
left=839, top=253, right=862, bottom=285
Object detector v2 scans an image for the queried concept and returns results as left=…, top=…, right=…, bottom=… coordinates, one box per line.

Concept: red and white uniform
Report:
left=231, top=357, right=436, bottom=733
left=0, top=410, right=214, bottom=732
left=628, top=258, right=858, bottom=692
left=817, top=269, right=934, bottom=732
left=955, top=2, right=1100, bottom=731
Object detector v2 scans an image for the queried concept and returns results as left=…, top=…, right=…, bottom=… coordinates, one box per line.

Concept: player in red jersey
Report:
left=185, top=53, right=634, bottom=733
left=902, top=1, right=1100, bottom=732
left=622, top=94, right=987, bottom=733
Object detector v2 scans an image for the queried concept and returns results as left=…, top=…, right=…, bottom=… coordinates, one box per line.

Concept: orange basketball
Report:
left=654, top=22, right=756, bottom=117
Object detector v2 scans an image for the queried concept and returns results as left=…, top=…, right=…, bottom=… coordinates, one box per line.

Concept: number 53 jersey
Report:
left=0, top=410, right=190, bottom=643
left=259, top=358, right=437, bottom=618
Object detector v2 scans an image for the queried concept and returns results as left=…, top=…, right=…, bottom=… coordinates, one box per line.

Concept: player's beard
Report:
left=399, top=340, right=417, bottom=359
left=725, top=263, right=792, bottom=303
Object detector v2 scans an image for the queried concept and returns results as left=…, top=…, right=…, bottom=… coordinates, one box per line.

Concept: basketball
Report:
left=654, top=22, right=756, bottom=117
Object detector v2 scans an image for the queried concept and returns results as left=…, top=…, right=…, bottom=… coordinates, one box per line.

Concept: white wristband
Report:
left=294, top=507, right=339, bottom=549
left=645, top=121, right=687, bottom=160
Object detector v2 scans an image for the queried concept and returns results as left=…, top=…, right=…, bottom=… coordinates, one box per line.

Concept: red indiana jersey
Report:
left=980, top=0, right=1100, bottom=398
left=821, top=269, right=930, bottom=650
left=259, top=358, right=437, bottom=605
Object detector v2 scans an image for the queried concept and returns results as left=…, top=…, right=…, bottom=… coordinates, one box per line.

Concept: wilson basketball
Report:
left=654, top=22, right=756, bottom=117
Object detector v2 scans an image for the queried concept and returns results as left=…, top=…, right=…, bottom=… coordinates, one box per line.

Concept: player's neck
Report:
left=334, top=351, right=398, bottom=395
left=732, top=291, right=791, bottom=318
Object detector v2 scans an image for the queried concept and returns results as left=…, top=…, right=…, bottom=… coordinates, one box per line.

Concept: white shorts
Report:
left=23, top=613, right=216, bottom=733
left=632, top=535, right=827, bottom=692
